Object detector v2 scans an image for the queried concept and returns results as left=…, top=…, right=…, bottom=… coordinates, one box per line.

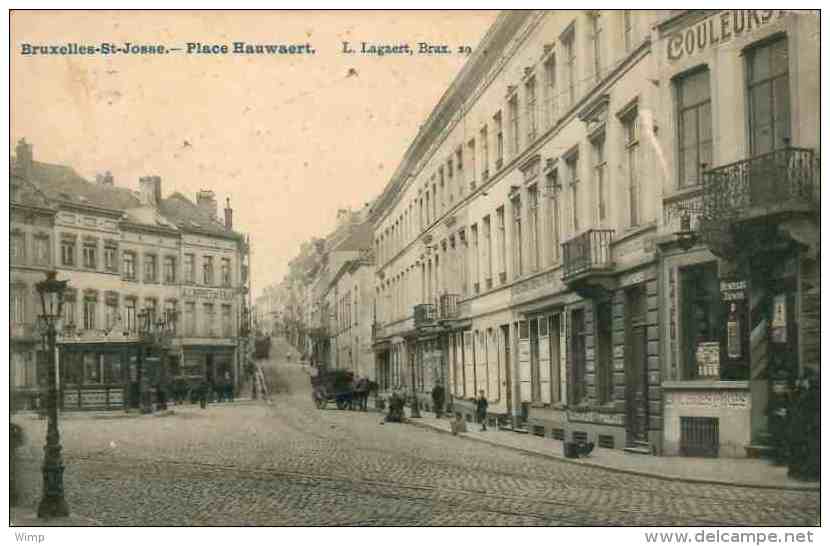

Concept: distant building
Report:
left=10, top=139, right=251, bottom=411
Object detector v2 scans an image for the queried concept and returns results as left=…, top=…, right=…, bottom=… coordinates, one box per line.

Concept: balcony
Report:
left=305, top=325, right=329, bottom=339
left=414, top=294, right=460, bottom=329
left=438, top=294, right=460, bottom=320
left=699, top=147, right=819, bottom=259
left=703, top=147, right=817, bottom=217
left=413, top=303, right=436, bottom=327
left=561, top=228, right=615, bottom=299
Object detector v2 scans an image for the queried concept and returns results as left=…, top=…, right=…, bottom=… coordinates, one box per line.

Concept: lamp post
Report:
left=35, top=270, right=70, bottom=519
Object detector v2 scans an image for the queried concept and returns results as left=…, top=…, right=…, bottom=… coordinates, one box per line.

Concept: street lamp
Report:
left=35, top=270, right=70, bottom=519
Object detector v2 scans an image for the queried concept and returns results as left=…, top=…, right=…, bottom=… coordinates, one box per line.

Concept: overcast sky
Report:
left=11, top=10, right=499, bottom=298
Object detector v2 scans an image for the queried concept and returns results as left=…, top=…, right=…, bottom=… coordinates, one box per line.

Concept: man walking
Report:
left=476, top=390, right=488, bottom=431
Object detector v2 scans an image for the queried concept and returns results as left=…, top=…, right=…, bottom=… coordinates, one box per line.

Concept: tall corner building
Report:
left=370, top=10, right=819, bottom=457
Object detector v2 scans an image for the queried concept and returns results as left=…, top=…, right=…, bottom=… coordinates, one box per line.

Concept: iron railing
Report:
left=438, top=294, right=460, bottom=320
left=702, top=147, right=818, bottom=219
left=680, top=416, right=719, bottom=457
left=561, top=229, right=614, bottom=279
left=413, top=303, right=436, bottom=326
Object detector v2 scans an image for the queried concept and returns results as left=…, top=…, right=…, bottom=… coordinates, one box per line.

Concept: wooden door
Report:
left=501, top=325, right=512, bottom=415
left=625, top=286, right=649, bottom=443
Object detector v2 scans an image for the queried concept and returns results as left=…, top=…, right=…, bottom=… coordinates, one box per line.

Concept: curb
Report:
left=406, top=419, right=820, bottom=492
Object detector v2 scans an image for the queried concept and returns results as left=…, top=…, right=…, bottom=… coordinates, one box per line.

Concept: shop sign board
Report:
left=720, top=279, right=746, bottom=301
left=182, top=287, right=235, bottom=301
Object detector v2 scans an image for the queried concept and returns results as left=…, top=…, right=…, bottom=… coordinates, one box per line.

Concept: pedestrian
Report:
left=199, top=380, right=208, bottom=409
left=431, top=383, right=445, bottom=418
left=225, top=371, right=234, bottom=402
left=476, top=390, right=488, bottom=431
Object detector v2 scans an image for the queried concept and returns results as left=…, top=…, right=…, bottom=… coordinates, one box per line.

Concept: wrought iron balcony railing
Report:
left=702, top=147, right=818, bottom=219
left=413, top=303, right=436, bottom=327
left=438, top=294, right=460, bottom=320
left=561, top=229, right=614, bottom=280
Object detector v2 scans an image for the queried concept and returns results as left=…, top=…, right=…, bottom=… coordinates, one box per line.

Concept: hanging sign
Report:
left=720, top=279, right=747, bottom=302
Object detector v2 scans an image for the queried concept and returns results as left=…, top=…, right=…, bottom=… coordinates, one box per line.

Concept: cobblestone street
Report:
left=12, top=340, right=820, bottom=526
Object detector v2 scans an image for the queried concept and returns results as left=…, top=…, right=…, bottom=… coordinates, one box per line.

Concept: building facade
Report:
left=10, top=139, right=251, bottom=411
left=371, top=10, right=667, bottom=450
left=370, top=9, right=818, bottom=457
left=10, top=157, right=57, bottom=410
left=653, top=10, right=819, bottom=457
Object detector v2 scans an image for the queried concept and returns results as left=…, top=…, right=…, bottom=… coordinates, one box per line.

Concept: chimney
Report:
left=97, top=171, right=114, bottom=186
left=14, top=138, right=33, bottom=178
left=336, top=208, right=350, bottom=226
left=224, top=197, right=233, bottom=230
left=196, top=190, right=218, bottom=219
left=139, top=175, right=162, bottom=207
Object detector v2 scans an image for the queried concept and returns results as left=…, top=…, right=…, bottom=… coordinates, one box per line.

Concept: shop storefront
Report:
left=59, top=340, right=141, bottom=410
left=178, top=345, right=235, bottom=385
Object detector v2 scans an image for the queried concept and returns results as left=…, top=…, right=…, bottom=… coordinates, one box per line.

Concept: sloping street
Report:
left=12, top=338, right=819, bottom=527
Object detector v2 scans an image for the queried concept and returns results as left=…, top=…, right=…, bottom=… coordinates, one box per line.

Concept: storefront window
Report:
left=103, top=352, right=124, bottom=384
left=183, top=354, right=204, bottom=377
left=62, top=352, right=82, bottom=385
left=84, top=353, right=101, bottom=384
left=680, top=263, right=748, bottom=381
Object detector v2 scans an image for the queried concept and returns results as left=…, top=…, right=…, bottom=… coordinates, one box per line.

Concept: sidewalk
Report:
left=13, top=398, right=264, bottom=421
left=10, top=507, right=102, bottom=527
left=407, top=414, right=819, bottom=491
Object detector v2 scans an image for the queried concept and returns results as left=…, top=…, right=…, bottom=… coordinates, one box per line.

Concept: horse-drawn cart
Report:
left=310, top=369, right=355, bottom=410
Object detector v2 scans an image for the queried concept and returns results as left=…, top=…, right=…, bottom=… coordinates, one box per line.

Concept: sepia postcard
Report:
left=7, top=7, right=822, bottom=539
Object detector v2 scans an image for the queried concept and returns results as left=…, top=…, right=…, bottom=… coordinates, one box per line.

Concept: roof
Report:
left=25, top=160, right=141, bottom=211
left=159, top=192, right=243, bottom=240
left=13, top=155, right=244, bottom=241
left=333, top=221, right=373, bottom=252
left=369, top=11, right=534, bottom=223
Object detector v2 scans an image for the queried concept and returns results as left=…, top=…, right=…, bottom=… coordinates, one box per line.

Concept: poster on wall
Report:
left=771, top=294, right=788, bottom=343
left=696, top=342, right=720, bottom=378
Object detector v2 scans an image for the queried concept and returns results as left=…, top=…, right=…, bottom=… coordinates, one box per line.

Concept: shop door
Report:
left=501, top=325, right=512, bottom=415
left=625, top=286, right=649, bottom=444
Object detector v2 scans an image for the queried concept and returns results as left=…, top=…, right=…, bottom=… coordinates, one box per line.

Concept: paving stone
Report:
left=10, top=342, right=820, bottom=526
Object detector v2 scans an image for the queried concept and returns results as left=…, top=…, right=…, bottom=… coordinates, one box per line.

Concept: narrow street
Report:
left=12, top=338, right=819, bottom=526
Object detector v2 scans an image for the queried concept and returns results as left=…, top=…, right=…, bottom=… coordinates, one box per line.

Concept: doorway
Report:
left=625, top=286, right=648, bottom=444
left=501, top=324, right=512, bottom=418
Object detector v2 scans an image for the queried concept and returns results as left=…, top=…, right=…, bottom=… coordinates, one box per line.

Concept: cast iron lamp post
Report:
left=35, top=270, right=70, bottom=519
